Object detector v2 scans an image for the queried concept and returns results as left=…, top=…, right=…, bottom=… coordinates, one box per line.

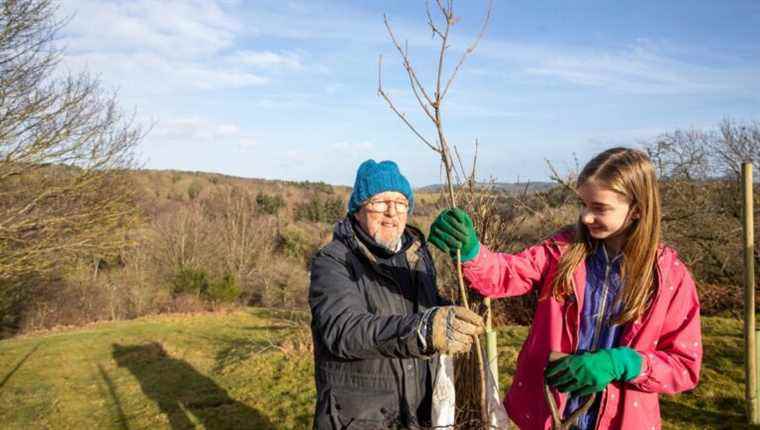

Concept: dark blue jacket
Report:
left=309, top=217, right=446, bottom=429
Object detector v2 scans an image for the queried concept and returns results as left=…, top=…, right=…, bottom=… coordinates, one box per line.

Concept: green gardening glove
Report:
left=428, top=208, right=480, bottom=262
left=545, top=347, right=642, bottom=396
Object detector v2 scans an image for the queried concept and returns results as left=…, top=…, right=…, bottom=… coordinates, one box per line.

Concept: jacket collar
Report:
left=332, top=217, right=427, bottom=267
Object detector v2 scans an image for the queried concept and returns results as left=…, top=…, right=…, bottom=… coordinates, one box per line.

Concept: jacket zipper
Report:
left=594, top=250, right=662, bottom=430
left=590, top=248, right=612, bottom=351
left=589, top=248, right=613, bottom=430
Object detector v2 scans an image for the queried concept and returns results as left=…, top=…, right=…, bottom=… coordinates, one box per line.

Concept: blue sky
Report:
left=58, top=0, right=760, bottom=186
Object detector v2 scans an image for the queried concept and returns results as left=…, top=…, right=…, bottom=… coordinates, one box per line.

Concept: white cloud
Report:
left=150, top=117, right=258, bottom=151
left=479, top=39, right=760, bottom=96
left=63, top=52, right=268, bottom=93
left=63, top=0, right=239, bottom=59
left=523, top=45, right=714, bottom=94
left=58, top=0, right=273, bottom=98
left=227, top=50, right=303, bottom=70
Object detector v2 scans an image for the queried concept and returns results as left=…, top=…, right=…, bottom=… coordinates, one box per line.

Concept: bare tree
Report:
left=637, top=120, right=760, bottom=300
left=645, top=129, right=714, bottom=180
left=205, top=186, right=278, bottom=302
left=0, top=1, right=143, bottom=286
left=716, top=118, right=760, bottom=179
left=378, top=1, right=495, bottom=427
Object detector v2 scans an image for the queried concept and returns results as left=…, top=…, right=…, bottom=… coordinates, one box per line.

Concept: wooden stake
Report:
left=743, top=162, right=758, bottom=425
left=485, top=297, right=499, bottom=392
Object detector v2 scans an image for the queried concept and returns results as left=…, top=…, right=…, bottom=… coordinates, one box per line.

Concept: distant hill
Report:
left=129, top=169, right=554, bottom=204
left=416, top=181, right=556, bottom=194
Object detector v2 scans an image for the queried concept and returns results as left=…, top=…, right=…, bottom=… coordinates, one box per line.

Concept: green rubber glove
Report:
left=428, top=208, right=480, bottom=262
left=545, top=347, right=642, bottom=396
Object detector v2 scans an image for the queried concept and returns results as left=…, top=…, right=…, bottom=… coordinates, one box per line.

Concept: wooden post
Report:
left=485, top=297, right=499, bottom=391
left=743, top=162, right=758, bottom=425
left=756, top=329, right=760, bottom=416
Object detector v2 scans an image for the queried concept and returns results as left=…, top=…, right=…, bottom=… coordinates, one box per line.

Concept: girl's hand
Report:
left=428, top=208, right=480, bottom=261
left=545, top=347, right=643, bottom=396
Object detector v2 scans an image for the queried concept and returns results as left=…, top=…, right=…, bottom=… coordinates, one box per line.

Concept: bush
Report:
left=207, top=273, right=241, bottom=303
left=258, top=259, right=310, bottom=309
left=295, top=194, right=344, bottom=224
left=277, top=225, right=315, bottom=262
left=171, top=267, right=240, bottom=303
left=699, top=283, right=744, bottom=317
left=256, top=192, right=285, bottom=215
left=295, top=180, right=334, bottom=194
left=187, top=180, right=203, bottom=200
left=172, top=267, right=209, bottom=296
left=163, top=293, right=208, bottom=314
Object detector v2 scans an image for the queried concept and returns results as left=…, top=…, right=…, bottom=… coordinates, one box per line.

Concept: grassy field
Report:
left=0, top=308, right=753, bottom=429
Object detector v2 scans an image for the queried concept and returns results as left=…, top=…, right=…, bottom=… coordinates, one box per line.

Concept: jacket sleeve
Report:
left=627, top=262, right=702, bottom=394
left=309, top=250, right=428, bottom=360
left=461, top=241, right=554, bottom=299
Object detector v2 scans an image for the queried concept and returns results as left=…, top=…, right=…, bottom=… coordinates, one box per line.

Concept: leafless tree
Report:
left=0, top=1, right=143, bottom=287
left=378, top=1, right=493, bottom=427
left=645, top=129, right=714, bottom=180
left=716, top=118, right=760, bottom=179
left=638, top=119, right=760, bottom=295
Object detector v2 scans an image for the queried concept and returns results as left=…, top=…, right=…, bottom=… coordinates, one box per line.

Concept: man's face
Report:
left=577, top=181, right=636, bottom=241
left=355, top=191, right=409, bottom=251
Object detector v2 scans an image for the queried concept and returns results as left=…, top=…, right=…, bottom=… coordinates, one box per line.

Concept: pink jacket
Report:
left=463, top=231, right=702, bottom=430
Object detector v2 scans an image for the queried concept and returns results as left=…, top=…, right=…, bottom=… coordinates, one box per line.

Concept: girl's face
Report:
left=577, top=182, right=638, bottom=241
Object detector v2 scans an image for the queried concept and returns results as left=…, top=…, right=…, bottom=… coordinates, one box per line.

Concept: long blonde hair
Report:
left=548, top=147, right=661, bottom=324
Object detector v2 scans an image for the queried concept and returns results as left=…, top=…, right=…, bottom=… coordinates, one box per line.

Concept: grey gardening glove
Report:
left=422, top=306, right=484, bottom=355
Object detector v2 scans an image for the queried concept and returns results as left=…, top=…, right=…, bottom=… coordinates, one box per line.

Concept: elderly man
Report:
left=309, top=159, right=484, bottom=429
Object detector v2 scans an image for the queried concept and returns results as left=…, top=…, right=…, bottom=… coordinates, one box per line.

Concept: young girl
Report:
left=429, top=147, right=702, bottom=429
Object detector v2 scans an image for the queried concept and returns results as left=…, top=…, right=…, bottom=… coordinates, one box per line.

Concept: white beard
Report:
left=373, top=231, right=402, bottom=253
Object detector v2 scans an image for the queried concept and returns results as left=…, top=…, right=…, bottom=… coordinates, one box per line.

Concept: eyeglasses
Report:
left=365, top=199, right=410, bottom=213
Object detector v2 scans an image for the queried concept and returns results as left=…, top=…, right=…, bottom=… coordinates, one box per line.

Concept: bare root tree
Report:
left=0, top=1, right=143, bottom=305
left=717, top=118, right=760, bottom=179
left=645, top=129, right=715, bottom=181
left=378, top=1, right=494, bottom=427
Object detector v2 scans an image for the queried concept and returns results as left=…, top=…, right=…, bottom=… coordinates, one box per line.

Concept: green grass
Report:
left=0, top=310, right=753, bottom=429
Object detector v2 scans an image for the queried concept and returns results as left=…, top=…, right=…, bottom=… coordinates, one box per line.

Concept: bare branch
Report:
left=545, top=159, right=578, bottom=196
left=424, top=0, right=444, bottom=39
left=433, top=1, right=452, bottom=103
left=377, top=55, right=439, bottom=152
left=441, top=0, right=493, bottom=101
left=470, top=138, right=479, bottom=184
left=382, top=14, right=435, bottom=107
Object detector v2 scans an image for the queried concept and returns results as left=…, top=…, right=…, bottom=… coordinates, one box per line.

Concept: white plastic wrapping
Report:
left=430, top=352, right=510, bottom=429
left=431, top=354, right=457, bottom=427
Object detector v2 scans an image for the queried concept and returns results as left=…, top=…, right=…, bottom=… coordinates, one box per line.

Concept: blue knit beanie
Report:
left=348, top=159, right=414, bottom=215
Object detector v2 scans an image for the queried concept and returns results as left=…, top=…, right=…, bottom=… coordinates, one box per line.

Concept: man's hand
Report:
left=545, top=347, right=643, bottom=396
left=428, top=306, right=484, bottom=355
left=428, top=208, right=480, bottom=262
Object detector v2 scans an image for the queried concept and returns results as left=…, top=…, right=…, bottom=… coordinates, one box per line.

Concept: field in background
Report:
left=0, top=309, right=753, bottom=429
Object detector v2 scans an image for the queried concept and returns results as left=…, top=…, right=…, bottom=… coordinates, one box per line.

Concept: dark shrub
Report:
left=187, top=180, right=202, bottom=200
left=172, top=267, right=209, bottom=296
left=295, top=195, right=344, bottom=224
left=207, top=273, right=241, bottom=303
left=256, top=192, right=285, bottom=215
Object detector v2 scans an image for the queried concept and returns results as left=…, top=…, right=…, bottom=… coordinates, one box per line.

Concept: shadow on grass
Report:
left=241, top=325, right=294, bottom=332
left=97, top=363, right=129, bottom=430
left=213, top=337, right=274, bottom=373
left=113, top=342, right=274, bottom=430
left=0, top=342, right=41, bottom=390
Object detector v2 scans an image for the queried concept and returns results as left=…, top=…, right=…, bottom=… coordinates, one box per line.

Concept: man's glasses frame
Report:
left=364, top=199, right=410, bottom=214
